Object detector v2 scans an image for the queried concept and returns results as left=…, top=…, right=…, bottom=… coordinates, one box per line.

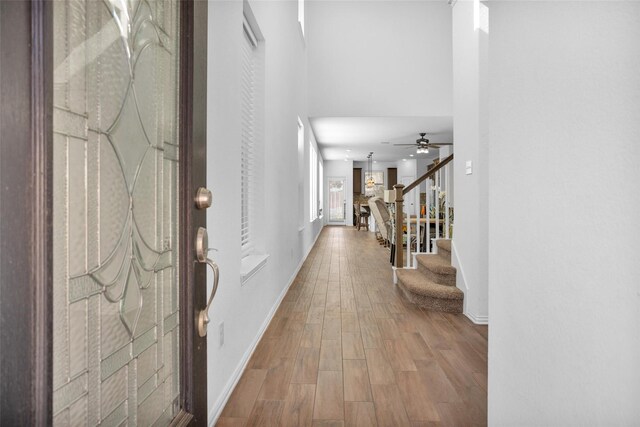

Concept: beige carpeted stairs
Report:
left=395, top=239, right=463, bottom=313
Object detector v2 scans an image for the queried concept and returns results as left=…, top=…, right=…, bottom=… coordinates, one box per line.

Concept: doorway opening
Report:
left=328, top=177, right=347, bottom=224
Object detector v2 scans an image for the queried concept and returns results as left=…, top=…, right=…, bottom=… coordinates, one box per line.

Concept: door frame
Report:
left=0, top=0, right=208, bottom=424
left=327, top=176, right=347, bottom=225
left=178, top=0, right=209, bottom=424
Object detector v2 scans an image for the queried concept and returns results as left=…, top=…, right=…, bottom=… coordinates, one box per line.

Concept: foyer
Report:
left=217, top=227, right=487, bottom=426
left=1, top=0, right=638, bottom=424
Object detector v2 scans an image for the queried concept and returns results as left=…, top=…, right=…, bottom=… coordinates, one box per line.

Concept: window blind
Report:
left=318, top=161, right=323, bottom=217
left=241, top=19, right=257, bottom=254
left=298, top=118, right=305, bottom=228
left=310, top=143, right=317, bottom=221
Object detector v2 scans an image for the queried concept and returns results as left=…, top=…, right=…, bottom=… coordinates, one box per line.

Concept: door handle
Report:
left=195, top=227, right=220, bottom=337
left=198, top=258, right=219, bottom=337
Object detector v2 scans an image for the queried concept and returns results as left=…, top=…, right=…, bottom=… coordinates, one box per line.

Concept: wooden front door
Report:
left=0, top=0, right=208, bottom=424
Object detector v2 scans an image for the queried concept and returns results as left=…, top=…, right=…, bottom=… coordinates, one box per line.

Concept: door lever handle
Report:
left=195, top=227, right=220, bottom=337
left=198, top=258, right=219, bottom=337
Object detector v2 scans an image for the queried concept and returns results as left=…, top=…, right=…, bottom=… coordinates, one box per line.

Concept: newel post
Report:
left=393, top=184, right=405, bottom=268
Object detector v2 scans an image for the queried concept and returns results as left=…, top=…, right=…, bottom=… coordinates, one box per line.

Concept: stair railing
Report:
left=393, top=154, right=453, bottom=268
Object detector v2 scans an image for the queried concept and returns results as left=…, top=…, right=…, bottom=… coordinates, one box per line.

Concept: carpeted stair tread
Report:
left=416, top=254, right=456, bottom=276
left=396, top=269, right=463, bottom=300
left=436, top=239, right=451, bottom=253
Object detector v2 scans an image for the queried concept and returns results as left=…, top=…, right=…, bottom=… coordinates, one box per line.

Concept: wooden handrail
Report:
left=394, top=153, right=454, bottom=268
left=402, top=154, right=454, bottom=195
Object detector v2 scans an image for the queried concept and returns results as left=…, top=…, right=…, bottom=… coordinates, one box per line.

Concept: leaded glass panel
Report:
left=52, top=0, right=181, bottom=424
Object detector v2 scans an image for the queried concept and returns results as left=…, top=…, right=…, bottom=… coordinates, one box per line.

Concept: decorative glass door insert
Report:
left=52, top=0, right=182, bottom=425
left=329, top=178, right=346, bottom=222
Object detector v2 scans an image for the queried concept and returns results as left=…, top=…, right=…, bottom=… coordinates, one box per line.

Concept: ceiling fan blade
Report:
left=393, top=143, right=418, bottom=146
left=429, top=142, right=453, bottom=146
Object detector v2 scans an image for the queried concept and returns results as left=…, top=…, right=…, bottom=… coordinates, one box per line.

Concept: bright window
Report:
left=298, top=0, right=305, bottom=36
left=310, top=143, right=317, bottom=222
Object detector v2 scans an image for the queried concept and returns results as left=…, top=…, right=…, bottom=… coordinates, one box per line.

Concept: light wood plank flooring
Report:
left=218, top=226, right=488, bottom=426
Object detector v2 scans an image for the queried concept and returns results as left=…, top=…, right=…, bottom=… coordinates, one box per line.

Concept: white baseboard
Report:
left=464, top=312, right=489, bottom=325
left=451, top=241, right=489, bottom=325
left=208, top=226, right=323, bottom=426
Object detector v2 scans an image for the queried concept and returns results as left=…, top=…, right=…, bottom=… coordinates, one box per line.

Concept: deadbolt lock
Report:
left=195, top=187, right=212, bottom=210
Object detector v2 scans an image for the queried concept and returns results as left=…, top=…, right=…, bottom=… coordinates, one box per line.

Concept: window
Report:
left=298, top=0, right=305, bottom=36
left=318, top=161, right=323, bottom=218
left=298, top=118, right=305, bottom=229
left=241, top=16, right=258, bottom=255
left=310, top=143, right=317, bottom=222
left=240, top=10, right=268, bottom=283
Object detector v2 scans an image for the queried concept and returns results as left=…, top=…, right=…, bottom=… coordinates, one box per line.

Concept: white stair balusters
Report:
left=435, top=168, right=440, bottom=241
left=444, top=165, right=449, bottom=239
left=393, top=154, right=454, bottom=269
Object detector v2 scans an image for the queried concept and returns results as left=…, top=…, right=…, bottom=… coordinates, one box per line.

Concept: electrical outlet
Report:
left=219, top=321, right=224, bottom=347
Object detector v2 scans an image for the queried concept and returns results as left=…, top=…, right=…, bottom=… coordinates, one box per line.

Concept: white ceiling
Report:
left=307, top=1, right=453, bottom=118
left=310, top=116, right=453, bottom=162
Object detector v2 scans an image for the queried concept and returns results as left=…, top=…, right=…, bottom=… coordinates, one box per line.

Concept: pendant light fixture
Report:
left=366, top=152, right=375, bottom=188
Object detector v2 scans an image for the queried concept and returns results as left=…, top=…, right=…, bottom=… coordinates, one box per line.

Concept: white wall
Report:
left=306, top=0, right=452, bottom=117
left=397, top=159, right=418, bottom=216
left=207, top=1, right=323, bottom=423
left=487, top=2, right=640, bottom=424
left=323, top=160, right=353, bottom=225
left=451, top=0, right=489, bottom=324
left=416, top=158, right=430, bottom=192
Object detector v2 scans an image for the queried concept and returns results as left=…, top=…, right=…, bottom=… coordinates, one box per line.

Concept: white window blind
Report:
left=298, top=118, right=305, bottom=228
left=241, top=18, right=258, bottom=254
left=310, top=143, right=317, bottom=222
left=318, top=161, right=323, bottom=218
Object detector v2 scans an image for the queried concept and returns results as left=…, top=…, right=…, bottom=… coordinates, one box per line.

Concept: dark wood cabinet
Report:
left=353, top=168, right=362, bottom=194
left=387, top=167, right=397, bottom=190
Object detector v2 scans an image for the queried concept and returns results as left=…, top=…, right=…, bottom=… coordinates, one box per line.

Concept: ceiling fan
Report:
left=394, top=132, right=453, bottom=153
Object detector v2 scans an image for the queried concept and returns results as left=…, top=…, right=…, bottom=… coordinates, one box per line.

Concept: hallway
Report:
left=217, top=226, right=487, bottom=426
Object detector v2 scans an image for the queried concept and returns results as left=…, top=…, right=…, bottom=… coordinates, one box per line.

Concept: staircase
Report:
left=395, top=239, right=463, bottom=313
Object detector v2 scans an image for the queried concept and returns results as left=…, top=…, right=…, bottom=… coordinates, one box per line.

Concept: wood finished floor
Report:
left=217, top=226, right=488, bottom=427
